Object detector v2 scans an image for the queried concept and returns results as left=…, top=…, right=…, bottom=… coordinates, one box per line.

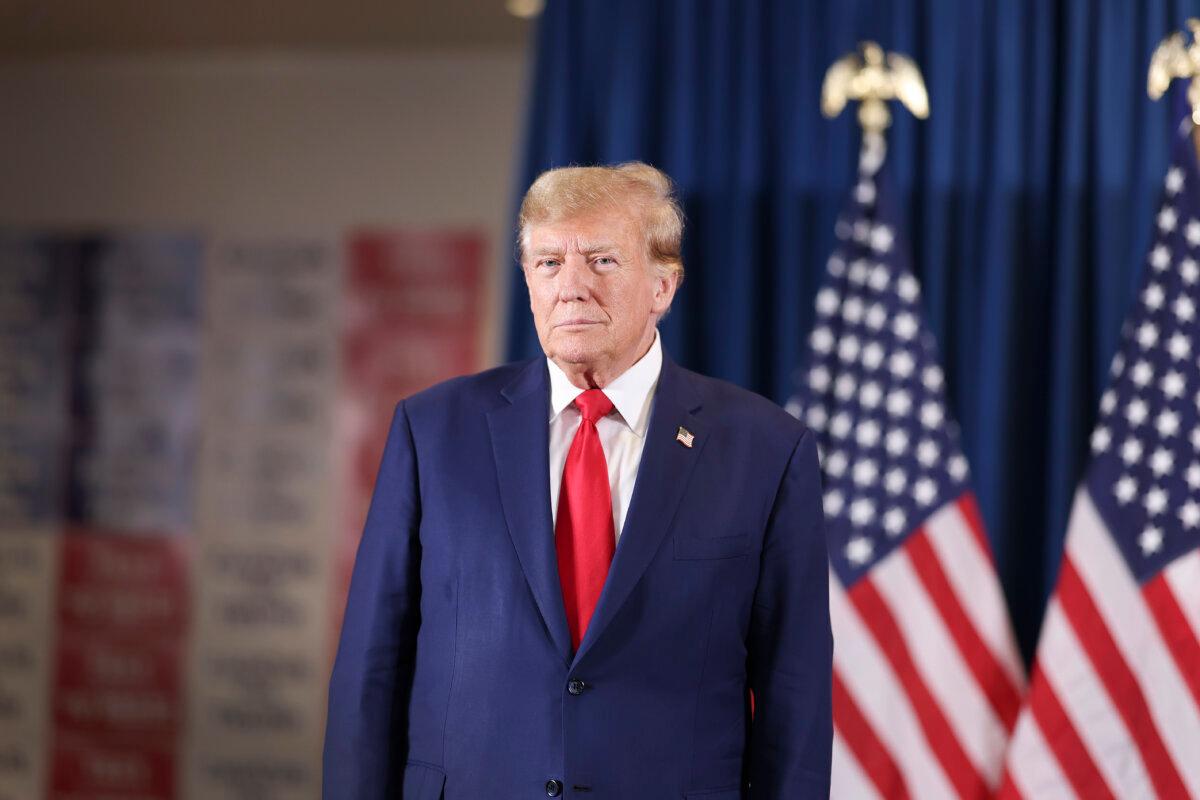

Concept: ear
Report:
left=649, top=267, right=679, bottom=315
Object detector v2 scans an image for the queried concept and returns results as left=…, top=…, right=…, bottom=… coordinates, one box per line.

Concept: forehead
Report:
left=525, top=208, right=642, bottom=253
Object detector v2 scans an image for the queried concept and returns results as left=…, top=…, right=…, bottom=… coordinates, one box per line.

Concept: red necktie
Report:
left=556, top=389, right=616, bottom=651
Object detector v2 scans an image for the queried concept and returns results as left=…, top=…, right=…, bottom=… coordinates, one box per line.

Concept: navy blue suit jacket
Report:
left=323, top=352, right=832, bottom=799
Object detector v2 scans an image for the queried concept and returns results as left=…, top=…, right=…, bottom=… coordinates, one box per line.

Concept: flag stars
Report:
left=948, top=453, right=969, bottom=481
left=824, top=489, right=845, bottom=517
left=809, top=366, right=831, bottom=392
left=1139, top=526, right=1164, bottom=555
left=1144, top=486, right=1169, bottom=516
left=824, top=451, right=848, bottom=477
left=1156, top=410, right=1180, bottom=438
left=1111, top=353, right=1125, bottom=377
left=870, top=224, right=894, bottom=253
left=1143, top=283, right=1165, bottom=310
left=886, top=390, right=913, bottom=417
left=920, top=402, right=944, bottom=428
left=1187, top=462, right=1200, bottom=490
left=1121, top=437, right=1143, bottom=465
left=811, top=327, right=834, bottom=354
left=913, top=477, right=937, bottom=506
left=917, top=439, right=940, bottom=467
left=1150, top=244, right=1171, bottom=270
left=855, top=179, right=876, bottom=205
left=1149, top=448, right=1174, bottom=478
left=885, top=429, right=909, bottom=456
left=828, top=254, right=847, bottom=276
left=1131, top=361, right=1153, bottom=388
left=815, top=288, right=839, bottom=316
left=1166, top=167, right=1185, bottom=195
left=923, top=365, right=944, bottom=391
left=890, top=351, right=916, bottom=378
left=849, top=498, right=876, bottom=526
left=1114, top=475, right=1138, bottom=504
left=1183, top=258, right=1200, bottom=284
left=861, top=343, right=885, bottom=370
left=1187, top=218, right=1200, bottom=247
left=1100, top=389, right=1118, bottom=414
left=1091, top=426, right=1111, bottom=453
left=830, top=412, right=853, bottom=440
left=883, top=508, right=906, bottom=536
left=1158, top=206, right=1178, bottom=233
left=842, top=297, right=865, bottom=324
left=1174, top=295, right=1196, bottom=323
left=845, top=535, right=874, bottom=565
left=860, top=381, right=883, bottom=409
left=897, top=273, right=920, bottom=302
left=1180, top=501, right=1200, bottom=529
left=893, top=313, right=918, bottom=340
left=852, top=459, right=878, bottom=487
left=1125, top=398, right=1149, bottom=427
left=868, top=264, right=890, bottom=291
left=838, top=336, right=861, bottom=363
left=1136, top=322, right=1158, bottom=349
left=849, top=259, right=871, bottom=284
left=855, top=420, right=881, bottom=448
left=1168, top=333, right=1192, bottom=361
left=1162, top=371, right=1186, bottom=400
left=865, top=304, right=887, bottom=330
left=806, top=405, right=828, bottom=431
left=884, top=468, right=907, bottom=494
left=835, top=374, right=857, bottom=400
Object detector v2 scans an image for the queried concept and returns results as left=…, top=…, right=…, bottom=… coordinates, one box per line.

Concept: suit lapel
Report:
left=487, top=359, right=573, bottom=665
left=572, top=356, right=706, bottom=667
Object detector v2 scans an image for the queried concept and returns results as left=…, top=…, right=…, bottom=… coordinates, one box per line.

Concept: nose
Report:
left=556, top=253, right=594, bottom=302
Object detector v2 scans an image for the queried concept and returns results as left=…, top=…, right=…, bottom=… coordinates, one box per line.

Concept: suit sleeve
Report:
left=746, top=427, right=833, bottom=798
left=323, top=401, right=422, bottom=799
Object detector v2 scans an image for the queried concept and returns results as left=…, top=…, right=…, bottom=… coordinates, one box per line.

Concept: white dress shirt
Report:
left=547, top=329, right=662, bottom=543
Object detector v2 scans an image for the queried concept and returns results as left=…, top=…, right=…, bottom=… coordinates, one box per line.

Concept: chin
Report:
left=547, top=335, right=604, bottom=365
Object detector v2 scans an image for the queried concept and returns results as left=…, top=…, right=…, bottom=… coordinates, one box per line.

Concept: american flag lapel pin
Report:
left=675, top=426, right=695, bottom=448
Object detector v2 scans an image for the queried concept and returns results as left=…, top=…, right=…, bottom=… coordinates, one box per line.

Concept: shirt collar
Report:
left=547, top=328, right=662, bottom=438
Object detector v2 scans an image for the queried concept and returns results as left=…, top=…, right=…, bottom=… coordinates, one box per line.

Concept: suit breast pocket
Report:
left=673, top=533, right=750, bottom=560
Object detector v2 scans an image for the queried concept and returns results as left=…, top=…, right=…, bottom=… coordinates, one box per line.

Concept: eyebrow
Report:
left=530, top=239, right=624, bottom=257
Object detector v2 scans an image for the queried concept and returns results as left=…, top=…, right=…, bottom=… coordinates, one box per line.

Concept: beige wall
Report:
left=0, top=49, right=528, bottom=362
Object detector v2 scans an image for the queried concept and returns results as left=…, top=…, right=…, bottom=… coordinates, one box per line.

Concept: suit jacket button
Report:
left=545, top=778, right=563, bottom=796
left=567, top=679, right=587, bottom=696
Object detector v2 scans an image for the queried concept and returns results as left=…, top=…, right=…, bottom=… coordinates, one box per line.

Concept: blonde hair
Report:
left=518, top=161, right=685, bottom=285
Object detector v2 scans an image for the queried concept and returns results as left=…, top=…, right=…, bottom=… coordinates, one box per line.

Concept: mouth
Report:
left=553, top=319, right=603, bottom=330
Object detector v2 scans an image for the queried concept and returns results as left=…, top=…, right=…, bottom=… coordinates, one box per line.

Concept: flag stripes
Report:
left=831, top=677, right=908, bottom=799
left=905, top=528, right=1021, bottom=730
left=830, top=576, right=960, bottom=799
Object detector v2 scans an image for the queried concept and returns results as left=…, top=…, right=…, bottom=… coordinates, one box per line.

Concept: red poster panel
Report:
left=336, top=230, right=486, bottom=632
left=50, top=533, right=190, bottom=799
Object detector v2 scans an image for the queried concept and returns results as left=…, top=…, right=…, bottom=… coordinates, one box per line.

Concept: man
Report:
left=324, top=162, right=832, bottom=799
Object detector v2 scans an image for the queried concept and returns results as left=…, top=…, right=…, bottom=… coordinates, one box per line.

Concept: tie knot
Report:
left=574, top=389, right=614, bottom=422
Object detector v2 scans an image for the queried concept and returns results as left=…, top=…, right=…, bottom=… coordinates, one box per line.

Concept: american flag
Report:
left=787, top=137, right=1026, bottom=799
left=999, top=128, right=1200, bottom=799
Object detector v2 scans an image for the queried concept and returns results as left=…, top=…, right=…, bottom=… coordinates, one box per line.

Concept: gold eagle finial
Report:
left=821, top=41, right=929, bottom=134
left=1148, top=19, right=1200, bottom=125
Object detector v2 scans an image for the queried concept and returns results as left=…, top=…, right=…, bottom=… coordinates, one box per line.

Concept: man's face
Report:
left=523, top=207, right=675, bottom=381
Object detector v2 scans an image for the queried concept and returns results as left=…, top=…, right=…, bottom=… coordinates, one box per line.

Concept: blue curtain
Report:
left=505, top=0, right=1200, bottom=661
